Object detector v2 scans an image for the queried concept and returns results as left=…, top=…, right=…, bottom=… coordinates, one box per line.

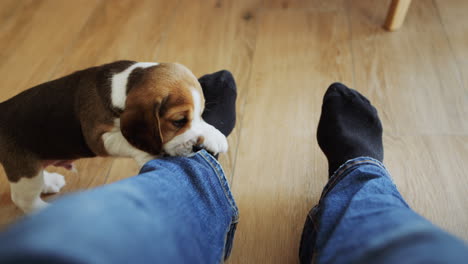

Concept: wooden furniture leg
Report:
left=384, top=0, right=412, bottom=31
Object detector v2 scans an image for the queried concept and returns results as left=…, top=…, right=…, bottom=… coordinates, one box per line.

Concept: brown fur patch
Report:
left=0, top=60, right=202, bottom=182
left=120, top=63, right=202, bottom=155
left=0, top=61, right=135, bottom=181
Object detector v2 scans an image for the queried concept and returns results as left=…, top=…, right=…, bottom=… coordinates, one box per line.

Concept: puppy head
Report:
left=120, top=63, right=204, bottom=155
left=120, top=62, right=228, bottom=156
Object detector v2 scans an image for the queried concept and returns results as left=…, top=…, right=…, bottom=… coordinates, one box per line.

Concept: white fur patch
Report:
left=10, top=171, right=49, bottom=213
left=42, top=171, right=66, bottom=194
left=192, top=89, right=203, bottom=121
left=111, top=62, right=158, bottom=110
left=164, top=90, right=228, bottom=156
left=102, top=119, right=156, bottom=167
left=197, top=121, right=229, bottom=154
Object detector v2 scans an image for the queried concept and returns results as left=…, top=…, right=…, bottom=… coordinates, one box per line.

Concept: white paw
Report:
left=10, top=175, right=50, bottom=213
left=201, top=126, right=228, bottom=155
left=42, top=171, right=66, bottom=194
left=163, top=122, right=228, bottom=157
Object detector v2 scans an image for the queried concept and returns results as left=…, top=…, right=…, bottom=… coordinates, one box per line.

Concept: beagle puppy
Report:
left=0, top=60, right=228, bottom=213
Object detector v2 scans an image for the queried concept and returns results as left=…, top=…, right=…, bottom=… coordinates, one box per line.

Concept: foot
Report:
left=10, top=175, right=50, bottom=213
left=198, top=70, right=237, bottom=137
left=195, top=70, right=237, bottom=158
left=42, top=171, right=66, bottom=194
left=317, top=83, right=383, bottom=176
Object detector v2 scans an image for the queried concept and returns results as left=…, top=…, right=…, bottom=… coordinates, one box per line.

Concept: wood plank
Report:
left=229, top=8, right=353, bottom=263
left=263, top=0, right=345, bottom=10
left=0, top=1, right=467, bottom=261
left=151, top=0, right=263, bottom=184
left=0, top=0, right=26, bottom=27
left=435, top=0, right=468, bottom=98
left=50, top=0, right=179, bottom=76
left=0, top=0, right=100, bottom=100
left=349, top=0, right=468, bottom=241
left=219, top=0, right=262, bottom=185
left=385, top=135, right=468, bottom=240
left=0, top=0, right=101, bottom=228
left=348, top=0, right=468, bottom=135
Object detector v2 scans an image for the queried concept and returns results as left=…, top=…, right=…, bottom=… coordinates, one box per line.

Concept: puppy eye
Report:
left=172, top=118, right=188, bottom=128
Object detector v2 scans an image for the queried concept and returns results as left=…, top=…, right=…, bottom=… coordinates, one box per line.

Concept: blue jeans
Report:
left=1, top=154, right=467, bottom=264
left=0, top=150, right=238, bottom=264
left=300, top=157, right=468, bottom=264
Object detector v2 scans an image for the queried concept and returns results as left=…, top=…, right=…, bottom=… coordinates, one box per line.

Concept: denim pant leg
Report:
left=0, top=150, right=238, bottom=264
left=299, top=157, right=468, bottom=264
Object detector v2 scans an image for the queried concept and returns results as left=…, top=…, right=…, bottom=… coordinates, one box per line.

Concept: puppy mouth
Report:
left=163, top=138, right=198, bottom=157
left=162, top=132, right=206, bottom=156
left=192, top=145, right=204, bottom=152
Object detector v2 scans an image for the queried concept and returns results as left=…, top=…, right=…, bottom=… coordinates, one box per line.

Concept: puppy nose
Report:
left=192, top=145, right=203, bottom=152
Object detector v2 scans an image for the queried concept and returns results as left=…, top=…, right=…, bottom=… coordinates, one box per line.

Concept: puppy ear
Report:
left=120, top=98, right=164, bottom=155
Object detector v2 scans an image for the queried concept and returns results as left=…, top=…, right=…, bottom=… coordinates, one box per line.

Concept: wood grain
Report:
left=349, top=0, right=468, bottom=246
left=154, top=0, right=263, bottom=183
left=229, top=8, right=353, bottom=263
left=435, top=0, right=468, bottom=97
left=385, top=135, right=468, bottom=239
left=262, top=0, right=346, bottom=10
left=348, top=0, right=468, bottom=135
left=0, top=0, right=102, bottom=226
left=0, top=0, right=100, bottom=100
left=0, top=0, right=467, bottom=263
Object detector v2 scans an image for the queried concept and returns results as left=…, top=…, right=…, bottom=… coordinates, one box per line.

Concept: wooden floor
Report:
left=0, top=0, right=467, bottom=262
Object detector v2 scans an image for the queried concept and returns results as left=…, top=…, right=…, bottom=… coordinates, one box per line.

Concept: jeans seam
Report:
left=198, top=151, right=239, bottom=221
left=220, top=221, right=234, bottom=263
left=304, top=157, right=387, bottom=263
left=197, top=151, right=239, bottom=261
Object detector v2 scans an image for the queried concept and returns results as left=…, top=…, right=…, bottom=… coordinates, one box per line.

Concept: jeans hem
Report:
left=300, top=157, right=388, bottom=264
left=320, top=157, right=387, bottom=201
left=197, top=150, right=239, bottom=261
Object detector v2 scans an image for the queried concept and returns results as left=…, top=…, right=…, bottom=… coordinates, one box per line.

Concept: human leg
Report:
left=0, top=150, right=238, bottom=264
left=300, top=83, right=468, bottom=264
left=300, top=157, right=468, bottom=264
left=0, top=70, right=238, bottom=264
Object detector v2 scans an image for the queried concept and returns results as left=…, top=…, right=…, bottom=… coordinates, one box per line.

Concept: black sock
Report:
left=199, top=70, right=237, bottom=137
left=195, top=70, right=237, bottom=158
left=317, top=83, right=383, bottom=176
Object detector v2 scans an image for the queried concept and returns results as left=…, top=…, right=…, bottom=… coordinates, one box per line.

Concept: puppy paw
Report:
left=202, top=126, right=228, bottom=155
left=42, top=171, right=66, bottom=194
left=163, top=122, right=228, bottom=157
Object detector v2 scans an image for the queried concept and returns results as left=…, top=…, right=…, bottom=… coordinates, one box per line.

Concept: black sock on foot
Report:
left=199, top=70, right=237, bottom=137
left=317, top=83, right=383, bottom=176
left=194, top=70, right=237, bottom=158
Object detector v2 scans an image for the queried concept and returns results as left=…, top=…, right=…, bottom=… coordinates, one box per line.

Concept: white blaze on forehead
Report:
left=111, top=62, right=159, bottom=110
left=191, top=89, right=203, bottom=121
